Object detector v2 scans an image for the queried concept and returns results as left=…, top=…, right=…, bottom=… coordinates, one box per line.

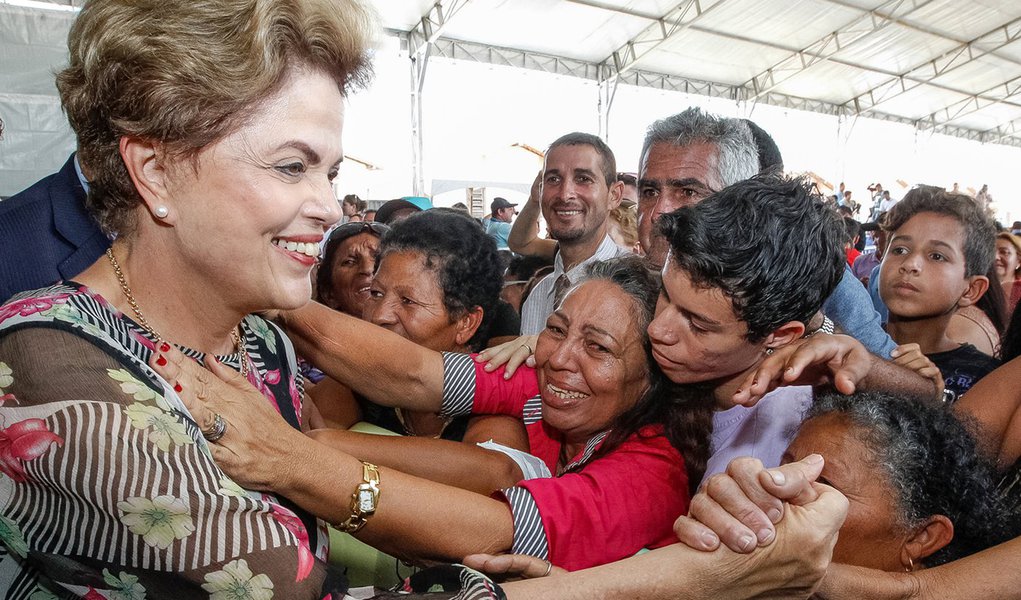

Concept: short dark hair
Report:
left=660, top=175, right=845, bottom=342
left=883, top=185, right=996, bottom=277
left=547, top=132, right=616, bottom=186
left=378, top=209, right=502, bottom=350
left=807, top=391, right=1020, bottom=567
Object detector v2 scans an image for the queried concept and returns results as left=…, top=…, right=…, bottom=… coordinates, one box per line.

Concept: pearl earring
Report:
left=154, top=205, right=169, bottom=219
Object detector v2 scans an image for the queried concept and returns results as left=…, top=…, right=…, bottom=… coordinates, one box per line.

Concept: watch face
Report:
left=357, top=488, right=375, bottom=513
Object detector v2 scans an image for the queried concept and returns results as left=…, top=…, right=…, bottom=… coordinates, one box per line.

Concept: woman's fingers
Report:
left=698, top=459, right=781, bottom=549
left=462, top=553, right=564, bottom=579
left=756, top=455, right=824, bottom=507
left=676, top=455, right=826, bottom=554
left=733, top=357, right=789, bottom=406
left=672, top=515, right=721, bottom=551
left=477, top=335, right=537, bottom=378
left=149, top=343, right=215, bottom=424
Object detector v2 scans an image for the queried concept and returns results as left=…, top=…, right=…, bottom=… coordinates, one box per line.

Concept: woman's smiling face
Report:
left=533, top=279, right=651, bottom=445
left=159, top=68, right=344, bottom=313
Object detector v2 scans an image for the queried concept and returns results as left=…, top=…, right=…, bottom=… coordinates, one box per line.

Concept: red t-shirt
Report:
left=441, top=353, right=690, bottom=570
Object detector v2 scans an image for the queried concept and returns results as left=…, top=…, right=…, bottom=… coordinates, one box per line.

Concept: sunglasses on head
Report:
left=327, top=220, right=390, bottom=243
left=617, top=172, right=638, bottom=186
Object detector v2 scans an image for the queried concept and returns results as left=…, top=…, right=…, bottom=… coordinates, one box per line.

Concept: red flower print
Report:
left=288, top=375, right=302, bottom=427
left=270, top=503, right=314, bottom=582
left=0, top=418, right=65, bottom=482
left=0, top=294, right=70, bottom=324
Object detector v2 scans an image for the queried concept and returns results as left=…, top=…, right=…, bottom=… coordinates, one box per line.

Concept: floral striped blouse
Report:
left=0, top=283, right=341, bottom=599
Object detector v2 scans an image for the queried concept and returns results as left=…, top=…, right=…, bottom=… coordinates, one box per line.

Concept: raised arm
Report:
left=731, top=334, right=939, bottom=407
left=307, top=427, right=525, bottom=495
left=508, top=170, right=557, bottom=259
left=279, top=300, right=444, bottom=412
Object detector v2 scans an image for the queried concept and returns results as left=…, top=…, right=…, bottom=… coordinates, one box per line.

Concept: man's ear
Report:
left=901, top=514, right=954, bottom=570
left=608, top=180, right=624, bottom=211
left=118, top=135, right=175, bottom=223
left=957, top=275, right=989, bottom=308
left=454, top=306, right=485, bottom=347
left=763, top=321, right=806, bottom=351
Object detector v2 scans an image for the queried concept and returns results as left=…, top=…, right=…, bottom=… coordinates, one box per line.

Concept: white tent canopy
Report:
left=3, top=0, right=1021, bottom=203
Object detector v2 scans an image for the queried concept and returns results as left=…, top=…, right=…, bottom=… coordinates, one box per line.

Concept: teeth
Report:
left=273, top=239, right=319, bottom=257
left=547, top=383, right=589, bottom=400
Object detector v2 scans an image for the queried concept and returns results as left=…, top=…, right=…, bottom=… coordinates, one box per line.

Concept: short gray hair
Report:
left=640, top=107, right=758, bottom=188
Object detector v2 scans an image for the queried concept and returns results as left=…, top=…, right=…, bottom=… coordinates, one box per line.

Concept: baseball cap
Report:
left=491, top=197, right=517, bottom=213
left=375, top=196, right=433, bottom=225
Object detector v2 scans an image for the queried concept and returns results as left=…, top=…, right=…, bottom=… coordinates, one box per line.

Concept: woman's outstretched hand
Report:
left=148, top=343, right=307, bottom=491
left=463, top=553, right=565, bottom=581
left=476, top=335, right=539, bottom=379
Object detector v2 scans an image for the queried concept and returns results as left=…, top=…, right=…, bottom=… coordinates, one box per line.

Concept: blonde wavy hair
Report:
left=57, top=0, right=375, bottom=236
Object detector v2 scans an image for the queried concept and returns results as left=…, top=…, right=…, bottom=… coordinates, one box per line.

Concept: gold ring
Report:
left=522, top=344, right=533, bottom=354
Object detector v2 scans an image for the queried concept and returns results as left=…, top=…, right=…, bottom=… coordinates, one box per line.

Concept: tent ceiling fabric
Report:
left=5, top=0, right=1021, bottom=147
left=379, top=0, right=1021, bottom=147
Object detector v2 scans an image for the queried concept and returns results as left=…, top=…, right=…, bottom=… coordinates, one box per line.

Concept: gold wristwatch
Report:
left=334, top=462, right=380, bottom=533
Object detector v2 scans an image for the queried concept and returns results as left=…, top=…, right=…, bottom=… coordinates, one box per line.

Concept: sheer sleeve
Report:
left=0, top=326, right=334, bottom=599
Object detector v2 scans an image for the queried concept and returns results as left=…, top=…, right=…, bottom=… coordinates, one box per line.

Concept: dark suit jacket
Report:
left=0, top=154, right=109, bottom=303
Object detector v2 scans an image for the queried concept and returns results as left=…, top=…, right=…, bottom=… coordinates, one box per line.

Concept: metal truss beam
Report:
left=407, top=0, right=473, bottom=60
left=429, top=37, right=606, bottom=81
left=673, top=23, right=1021, bottom=112
left=917, top=73, right=1021, bottom=132
left=745, top=0, right=933, bottom=100
left=605, top=0, right=730, bottom=77
left=983, top=117, right=1021, bottom=145
left=389, top=33, right=1021, bottom=149
left=844, top=14, right=1021, bottom=115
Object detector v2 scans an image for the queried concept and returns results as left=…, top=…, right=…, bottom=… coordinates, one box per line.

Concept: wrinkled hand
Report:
left=891, top=343, right=943, bottom=401
left=674, top=454, right=825, bottom=553
left=148, top=344, right=306, bottom=491
left=462, top=553, right=565, bottom=581
left=731, top=334, right=872, bottom=406
left=731, top=475, right=848, bottom=597
left=476, top=335, right=538, bottom=379
left=674, top=455, right=846, bottom=598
